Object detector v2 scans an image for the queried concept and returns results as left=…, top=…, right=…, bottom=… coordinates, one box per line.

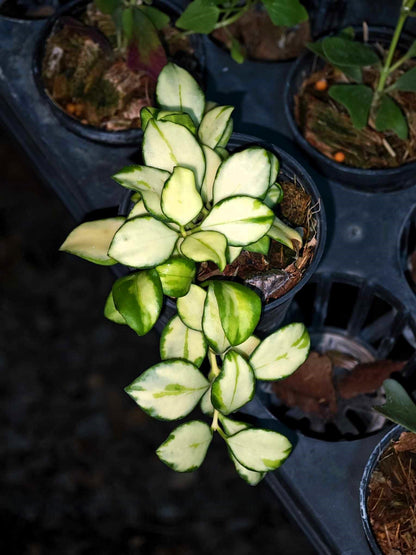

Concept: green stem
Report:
left=376, top=10, right=408, bottom=95
left=214, top=0, right=253, bottom=30
left=208, top=349, right=221, bottom=378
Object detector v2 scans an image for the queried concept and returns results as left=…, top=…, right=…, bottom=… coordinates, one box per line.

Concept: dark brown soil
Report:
left=198, top=180, right=319, bottom=302
left=295, top=59, right=416, bottom=169
left=212, top=6, right=310, bottom=61
left=42, top=4, right=195, bottom=131
left=367, top=433, right=416, bottom=554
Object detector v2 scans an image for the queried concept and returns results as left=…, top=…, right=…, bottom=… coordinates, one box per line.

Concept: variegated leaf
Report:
left=201, top=145, right=222, bottom=204
left=211, top=350, right=255, bottom=414
left=156, top=256, right=195, bottom=297
left=267, top=152, right=280, bottom=185
left=245, top=235, right=270, bottom=255
left=198, top=105, right=234, bottom=149
left=264, top=183, right=283, bottom=208
left=202, top=285, right=230, bottom=354
left=125, top=360, right=209, bottom=420
left=157, top=110, right=196, bottom=134
left=177, top=284, right=207, bottom=331
left=233, top=335, right=261, bottom=358
left=127, top=200, right=148, bottom=219
left=268, top=216, right=303, bottom=250
left=161, top=166, right=203, bottom=226
left=157, top=420, right=213, bottom=472
left=250, top=323, right=310, bottom=380
left=160, top=315, right=207, bottom=367
left=200, top=387, right=214, bottom=415
left=227, top=245, right=243, bottom=264
left=112, top=270, right=162, bottom=336
left=181, top=231, right=227, bottom=271
left=104, top=290, right=126, bottom=325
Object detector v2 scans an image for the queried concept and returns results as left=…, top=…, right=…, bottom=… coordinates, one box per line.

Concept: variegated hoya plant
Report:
left=60, top=63, right=311, bottom=484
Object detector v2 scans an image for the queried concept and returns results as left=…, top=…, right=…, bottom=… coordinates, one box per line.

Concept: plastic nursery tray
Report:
left=1, top=1, right=416, bottom=554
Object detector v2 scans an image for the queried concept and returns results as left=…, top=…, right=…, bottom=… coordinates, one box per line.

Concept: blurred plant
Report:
left=60, top=63, right=310, bottom=482
left=308, top=0, right=416, bottom=140
left=176, top=0, right=308, bottom=63
left=375, top=379, right=416, bottom=433
left=94, top=0, right=171, bottom=77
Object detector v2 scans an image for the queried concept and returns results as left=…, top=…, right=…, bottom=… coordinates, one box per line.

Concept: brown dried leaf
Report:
left=394, top=431, right=416, bottom=454
left=338, top=360, right=406, bottom=400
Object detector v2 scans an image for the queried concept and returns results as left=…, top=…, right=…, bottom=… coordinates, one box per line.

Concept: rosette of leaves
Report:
left=176, top=0, right=308, bottom=63
left=94, top=0, right=171, bottom=78
left=308, top=0, right=416, bottom=140
left=60, top=63, right=309, bottom=482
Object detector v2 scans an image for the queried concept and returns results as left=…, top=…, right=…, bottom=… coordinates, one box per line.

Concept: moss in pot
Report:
left=363, top=379, right=416, bottom=554
left=175, top=0, right=309, bottom=63
left=294, top=0, right=416, bottom=170
left=41, top=0, right=200, bottom=132
left=59, top=63, right=319, bottom=483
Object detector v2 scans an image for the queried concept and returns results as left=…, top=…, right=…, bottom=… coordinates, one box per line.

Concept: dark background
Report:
left=0, top=129, right=317, bottom=554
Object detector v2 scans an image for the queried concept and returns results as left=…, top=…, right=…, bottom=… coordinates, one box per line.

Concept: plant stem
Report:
left=208, top=349, right=221, bottom=378
left=214, top=0, right=253, bottom=30
left=375, top=0, right=416, bottom=96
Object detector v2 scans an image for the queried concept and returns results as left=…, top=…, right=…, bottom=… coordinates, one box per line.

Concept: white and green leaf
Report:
left=250, top=323, right=310, bottom=380
left=268, top=216, right=303, bottom=250
left=227, top=245, right=243, bottom=264
left=226, top=428, right=292, bottom=472
left=112, top=270, right=163, bottom=336
left=213, top=148, right=272, bottom=205
left=211, top=280, right=262, bottom=346
left=177, top=284, right=207, bottom=331
left=160, top=315, right=207, bottom=367
left=59, top=217, right=124, bottom=265
left=161, top=166, right=203, bottom=226
left=157, top=110, right=196, bottom=134
left=245, top=235, right=270, bottom=255
left=267, top=152, right=280, bottom=185
left=156, top=62, right=205, bottom=125
left=233, top=335, right=261, bottom=358
left=127, top=200, right=148, bottom=219
left=125, top=360, right=209, bottom=420
left=156, top=256, right=196, bottom=297
left=109, top=216, right=179, bottom=268
left=156, top=420, right=213, bottom=472
left=211, top=350, right=255, bottom=414
left=198, top=105, right=234, bottom=149
left=264, top=183, right=283, bottom=208
left=200, top=387, right=214, bottom=416
left=200, top=145, right=222, bottom=204
left=181, top=231, right=227, bottom=271
left=202, top=285, right=231, bottom=354
left=104, top=290, right=126, bottom=325
left=200, top=196, right=274, bottom=246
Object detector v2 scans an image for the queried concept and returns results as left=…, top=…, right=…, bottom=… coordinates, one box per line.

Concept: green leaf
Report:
left=201, top=196, right=274, bottom=246
left=215, top=146, right=230, bottom=161
left=198, top=106, right=234, bottom=149
left=267, top=216, right=303, bottom=250
left=108, top=216, right=179, bottom=268
left=140, top=5, right=170, bottom=30
left=95, top=0, right=119, bottom=15
left=245, top=235, right=270, bottom=256
left=250, top=322, right=310, bottom=381
left=177, top=284, right=207, bottom=331
left=233, top=335, right=261, bottom=358
left=338, top=26, right=355, bottom=40
left=374, top=379, right=416, bottom=433
left=176, top=0, right=220, bottom=34
left=161, top=167, right=203, bottom=226
left=202, top=285, right=231, bottom=354
left=157, top=110, right=196, bottom=134
left=157, top=420, right=213, bottom=472
left=59, top=217, right=124, bottom=266
left=125, top=360, right=209, bottom=420
left=213, top=148, right=272, bottom=205
left=328, top=84, right=373, bottom=129
left=112, top=165, right=170, bottom=220
left=230, top=36, right=245, bottom=64
left=155, top=256, right=196, bottom=297
left=394, top=66, right=416, bottom=91
left=226, top=428, right=292, bottom=472
left=262, top=0, right=308, bottom=26
left=112, top=270, right=163, bottom=336
left=375, top=94, right=408, bottom=140
left=156, top=63, right=205, bottom=125
left=211, top=350, right=255, bottom=414
left=160, top=315, right=207, bottom=367
left=104, top=291, right=126, bottom=325
left=322, top=37, right=379, bottom=67
left=143, top=119, right=206, bottom=190
left=201, top=145, right=222, bottom=205
left=264, top=183, right=283, bottom=208
left=180, top=231, right=228, bottom=271
left=140, top=106, right=159, bottom=131
left=307, top=41, right=326, bottom=59
left=338, top=65, right=362, bottom=83
left=211, top=281, right=262, bottom=346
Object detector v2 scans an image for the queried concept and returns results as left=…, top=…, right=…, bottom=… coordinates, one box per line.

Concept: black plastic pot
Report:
left=284, top=26, right=416, bottom=192
left=360, top=424, right=404, bottom=554
left=32, top=0, right=205, bottom=145
left=119, top=132, right=326, bottom=335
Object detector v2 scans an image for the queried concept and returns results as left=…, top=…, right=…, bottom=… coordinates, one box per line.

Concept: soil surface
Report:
left=198, top=181, right=318, bottom=303
left=212, top=6, right=310, bottom=61
left=295, top=58, right=416, bottom=169
left=367, top=432, right=416, bottom=554
left=0, top=129, right=318, bottom=554
left=42, top=4, right=197, bottom=131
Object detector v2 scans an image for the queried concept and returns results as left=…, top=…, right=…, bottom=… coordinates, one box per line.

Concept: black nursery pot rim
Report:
left=284, top=26, right=416, bottom=193
left=32, top=0, right=203, bottom=146
left=359, top=424, right=404, bottom=555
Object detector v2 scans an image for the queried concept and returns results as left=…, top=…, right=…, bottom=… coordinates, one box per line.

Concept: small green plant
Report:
left=94, top=0, right=171, bottom=77
left=309, top=0, right=416, bottom=140
left=375, top=379, right=416, bottom=433
left=176, top=0, right=308, bottom=63
left=60, top=63, right=310, bottom=483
